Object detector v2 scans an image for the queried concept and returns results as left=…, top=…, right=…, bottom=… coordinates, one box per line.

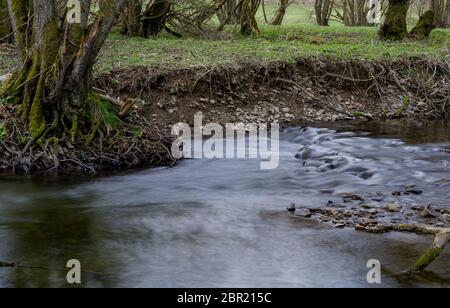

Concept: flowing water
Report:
left=1, top=120, right=450, bottom=288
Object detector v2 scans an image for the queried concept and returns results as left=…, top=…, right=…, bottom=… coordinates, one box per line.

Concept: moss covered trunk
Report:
left=314, top=0, right=334, bottom=26
left=240, top=0, right=260, bottom=36
left=409, top=10, right=435, bottom=39
left=379, top=0, right=410, bottom=40
left=408, top=231, right=450, bottom=273
left=2, top=0, right=128, bottom=141
left=122, top=0, right=143, bottom=36
left=0, top=0, right=12, bottom=43
left=271, top=0, right=290, bottom=26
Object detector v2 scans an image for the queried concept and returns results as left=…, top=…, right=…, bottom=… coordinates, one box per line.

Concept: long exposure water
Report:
left=1, top=120, right=449, bottom=287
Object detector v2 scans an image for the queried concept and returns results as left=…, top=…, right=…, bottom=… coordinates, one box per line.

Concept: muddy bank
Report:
left=96, top=57, right=449, bottom=127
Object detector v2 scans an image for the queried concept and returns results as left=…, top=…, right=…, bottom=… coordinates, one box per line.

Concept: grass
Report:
left=97, top=26, right=449, bottom=73
left=1, top=4, right=449, bottom=76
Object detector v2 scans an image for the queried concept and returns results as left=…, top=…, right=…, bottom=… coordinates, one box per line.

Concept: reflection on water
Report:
left=0, top=120, right=450, bottom=287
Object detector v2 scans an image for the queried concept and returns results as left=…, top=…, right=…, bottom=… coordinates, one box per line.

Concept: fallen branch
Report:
left=407, top=228, right=450, bottom=273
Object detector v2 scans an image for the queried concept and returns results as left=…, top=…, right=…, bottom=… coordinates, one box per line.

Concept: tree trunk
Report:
left=379, top=0, right=410, bottom=40
left=217, top=0, right=238, bottom=25
left=315, top=0, right=334, bottom=26
left=0, top=0, right=12, bottom=43
left=122, top=0, right=143, bottom=36
left=2, top=0, right=128, bottom=141
left=429, top=0, right=450, bottom=28
left=141, top=0, right=171, bottom=38
left=240, top=0, right=260, bottom=36
left=341, top=0, right=373, bottom=26
left=271, top=0, right=290, bottom=26
left=409, top=10, right=435, bottom=38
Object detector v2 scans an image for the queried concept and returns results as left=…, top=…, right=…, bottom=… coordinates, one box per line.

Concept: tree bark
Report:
left=0, top=0, right=12, bottom=43
left=409, top=10, right=435, bottom=38
left=141, top=0, right=171, bottom=38
left=315, top=0, right=334, bottom=26
left=217, top=0, right=238, bottom=25
left=271, top=0, right=290, bottom=26
left=429, top=0, right=450, bottom=28
left=379, top=0, right=410, bottom=40
left=340, top=0, right=372, bottom=26
left=122, top=0, right=143, bottom=36
left=2, top=0, right=128, bottom=141
left=240, top=0, right=260, bottom=36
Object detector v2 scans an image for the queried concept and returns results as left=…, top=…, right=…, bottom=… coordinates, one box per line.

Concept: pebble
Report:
left=385, top=203, right=401, bottom=213
left=421, top=204, right=436, bottom=218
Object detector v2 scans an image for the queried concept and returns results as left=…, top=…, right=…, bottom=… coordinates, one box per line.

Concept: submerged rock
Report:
left=287, top=203, right=296, bottom=213
left=421, top=204, right=436, bottom=218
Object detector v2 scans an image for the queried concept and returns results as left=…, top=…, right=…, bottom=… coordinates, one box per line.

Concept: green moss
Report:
left=409, top=247, right=443, bottom=273
left=410, top=10, right=435, bottom=39
left=379, top=0, right=410, bottom=41
left=71, top=115, right=79, bottom=143
left=85, top=93, right=121, bottom=144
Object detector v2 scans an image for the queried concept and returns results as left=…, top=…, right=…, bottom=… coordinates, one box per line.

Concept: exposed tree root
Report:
left=96, top=57, right=450, bottom=122
left=407, top=228, right=450, bottom=273
left=0, top=101, right=175, bottom=175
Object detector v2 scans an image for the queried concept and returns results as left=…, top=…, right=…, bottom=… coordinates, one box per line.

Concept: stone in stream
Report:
left=421, top=203, right=436, bottom=218
left=296, top=148, right=313, bottom=160
left=295, top=209, right=312, bottom=218
left=385, top=203, right=401, bottom=213
left=287, top=203, right=296, bottom=213
left=341, top=193, right=365, bottom=202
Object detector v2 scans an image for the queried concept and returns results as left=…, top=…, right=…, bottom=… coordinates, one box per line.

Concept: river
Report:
left=1, top=120, right=449, bottom=287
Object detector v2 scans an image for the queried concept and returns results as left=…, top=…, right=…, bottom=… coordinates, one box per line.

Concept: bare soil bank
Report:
left=96, top=57, right=449, bottom=128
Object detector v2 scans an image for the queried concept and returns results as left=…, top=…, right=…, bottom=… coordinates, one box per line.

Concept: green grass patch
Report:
left=97, top=26, right=449, bottom=73
left=1, top=3, right=449, bottom=76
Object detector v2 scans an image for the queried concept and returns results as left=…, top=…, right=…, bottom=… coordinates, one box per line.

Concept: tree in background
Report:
left=379, top=0, right=410, bottom=40
left=314, top=0, right=334, bottom=26
left=335, top=0, right=374, bottom=26
left=240, top=0, right=261, bottom=35
left=121, top=0, right=171, bottom=37
left=1, top=0, right=127, bottom=140
left=429, top=0, right=450, bottom=27
left=380, top=0, right=438, bottom=40
left=216, top=0, right=239, bottom=25
left=271, top=0, right=292, bottom=25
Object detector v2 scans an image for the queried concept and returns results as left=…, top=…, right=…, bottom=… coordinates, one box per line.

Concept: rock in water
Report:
left=287, top=203, right=296, bottom=213
left=385, top=203, right=401, bottom=213
left=421, top=203, right=436, bottom=218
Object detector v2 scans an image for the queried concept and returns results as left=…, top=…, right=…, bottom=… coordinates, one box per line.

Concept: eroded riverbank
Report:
left=1, top=57, right=449, bottom=175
